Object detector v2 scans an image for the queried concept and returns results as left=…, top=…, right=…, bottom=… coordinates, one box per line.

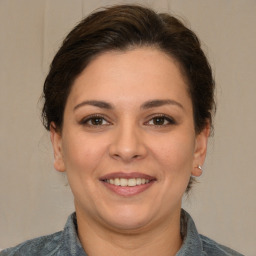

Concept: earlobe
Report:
left=192, top=124, right=210, bottom=177
left=192, top=165, right=203, bottom=177
left=50, top=122, right=65, bottom=172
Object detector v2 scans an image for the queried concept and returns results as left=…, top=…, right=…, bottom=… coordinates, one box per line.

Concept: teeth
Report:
left=136, top=178, right=142, bottom=185
left=128, top=178, right=136, bottom=186
left=120, top=178, right=128, bottom=186
left=114, top=178, right=120, bottom=186
left=106, top=178, right=150, bottom=187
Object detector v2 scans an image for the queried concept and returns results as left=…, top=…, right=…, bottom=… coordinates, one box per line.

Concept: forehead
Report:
left=67, top=47, right=191, bottom=108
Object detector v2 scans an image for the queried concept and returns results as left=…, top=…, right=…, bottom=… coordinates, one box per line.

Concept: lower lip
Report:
left=102, top=181, right=155, bottom=197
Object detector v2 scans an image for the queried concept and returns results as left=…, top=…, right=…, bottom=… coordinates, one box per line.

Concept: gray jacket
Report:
left=0, top=210, right=243, bottom=256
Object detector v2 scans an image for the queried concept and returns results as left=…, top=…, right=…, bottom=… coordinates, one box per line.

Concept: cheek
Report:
left=61, top=133, right=108, bottom=175
left=149, top=132, right=195, bottom=174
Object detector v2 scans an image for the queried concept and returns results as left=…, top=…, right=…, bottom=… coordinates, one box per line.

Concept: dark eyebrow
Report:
left=141, top=99, right=184, bottom=110
left=74, top=100, right=113, bottom=111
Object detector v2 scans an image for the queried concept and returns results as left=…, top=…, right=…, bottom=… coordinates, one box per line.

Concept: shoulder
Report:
left=199, top=234, right=244, bottom=256
left=0, top=213, right=85, bottom=256
left=0, top=231, right=63, bottom=256
left=179, top=209, right=244, bottom=256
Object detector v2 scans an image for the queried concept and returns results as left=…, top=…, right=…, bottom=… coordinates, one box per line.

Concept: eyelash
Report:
left=79, top=114, right=111, bottom=127
left=144, top=114, right=176, bottom=126
left=80, top=114, right=176, bottom=128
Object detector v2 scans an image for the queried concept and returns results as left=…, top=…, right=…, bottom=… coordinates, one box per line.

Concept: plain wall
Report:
left=0, top=0, right=255, bottom=255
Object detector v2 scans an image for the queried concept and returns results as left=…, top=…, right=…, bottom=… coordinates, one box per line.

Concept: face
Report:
left=51, top=48, right=209, bottom=232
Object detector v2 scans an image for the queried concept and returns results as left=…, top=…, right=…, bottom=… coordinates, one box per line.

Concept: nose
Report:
left=108, top=122, right=147, bottom=162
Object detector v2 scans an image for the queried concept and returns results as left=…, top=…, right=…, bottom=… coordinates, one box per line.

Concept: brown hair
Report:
left=42, top=4, right=215, bottom=191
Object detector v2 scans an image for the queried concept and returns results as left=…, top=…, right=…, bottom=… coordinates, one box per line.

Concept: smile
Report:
left=104, top=178, right=150, bottom=187
left=100, top=172, right=156, bottom=196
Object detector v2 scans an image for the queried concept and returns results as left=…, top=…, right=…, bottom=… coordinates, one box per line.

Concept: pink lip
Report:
left=99, top=172, right=156, bottom=197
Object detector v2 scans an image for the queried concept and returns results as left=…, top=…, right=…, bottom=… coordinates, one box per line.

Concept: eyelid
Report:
left=79, top=114, right=112, bottom=126
left=144, top=114, right=176, bottom=126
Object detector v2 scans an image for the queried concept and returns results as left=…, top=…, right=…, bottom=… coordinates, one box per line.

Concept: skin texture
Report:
left=50, top=47, right=209, bottom=256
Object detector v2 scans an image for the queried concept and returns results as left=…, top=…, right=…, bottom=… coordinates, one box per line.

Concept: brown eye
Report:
left=90, top=117, right=104, bottom=125
left=146, top=115, right=176, bottom=126
left=152, top=117, right=166, bottom=125
left=80, top=115, right=110, bottom=126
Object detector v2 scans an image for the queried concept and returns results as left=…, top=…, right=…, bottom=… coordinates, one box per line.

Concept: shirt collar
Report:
left=176, top=209, right=204, bottom=255
left=61, top=213, right=87, bottom=256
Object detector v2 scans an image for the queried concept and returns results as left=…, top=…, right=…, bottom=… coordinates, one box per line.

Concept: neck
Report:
left=76, top=208, right=183, bottom=256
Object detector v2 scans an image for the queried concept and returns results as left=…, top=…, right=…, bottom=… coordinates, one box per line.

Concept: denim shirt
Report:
left=0, top=210, right=243, bottom=256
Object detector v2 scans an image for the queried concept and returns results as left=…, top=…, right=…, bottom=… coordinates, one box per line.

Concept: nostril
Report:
left=112, top=153, right=139, bottom=158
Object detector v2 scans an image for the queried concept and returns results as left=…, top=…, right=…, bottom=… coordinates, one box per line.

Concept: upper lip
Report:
left=99, top=172, right=156, bottom=181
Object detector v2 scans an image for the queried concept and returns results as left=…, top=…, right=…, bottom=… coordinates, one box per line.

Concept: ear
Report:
left=50, top=122, right=65, bottom=172
left=192, top=123, right=210, bottom=177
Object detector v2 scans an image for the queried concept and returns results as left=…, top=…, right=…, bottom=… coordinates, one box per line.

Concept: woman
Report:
left=1, top=4, right=243, bottom=256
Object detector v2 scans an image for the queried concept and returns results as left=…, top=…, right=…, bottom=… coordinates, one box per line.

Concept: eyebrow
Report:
left=141, top=99, right=184, bottom=110
left=73, top=99, right=184, bottom=111
left=74, top=100, right=113, bottom=111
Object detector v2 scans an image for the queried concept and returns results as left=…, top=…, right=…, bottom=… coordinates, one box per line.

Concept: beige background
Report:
left=0, top=0, right=255, bottom=255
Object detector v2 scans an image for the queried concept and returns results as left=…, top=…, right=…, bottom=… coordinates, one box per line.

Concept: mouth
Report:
left=104, top=177, right=150, bottom=187
left=99, top=173, right=156, bottom=196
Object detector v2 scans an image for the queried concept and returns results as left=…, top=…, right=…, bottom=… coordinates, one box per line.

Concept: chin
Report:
left=106, top=216, right=151, bottom=232
left=98, top=204, right=156, bottom=232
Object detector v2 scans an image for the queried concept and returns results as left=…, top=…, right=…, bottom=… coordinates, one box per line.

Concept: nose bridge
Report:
left=109, top=118, right=146, bottom=161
